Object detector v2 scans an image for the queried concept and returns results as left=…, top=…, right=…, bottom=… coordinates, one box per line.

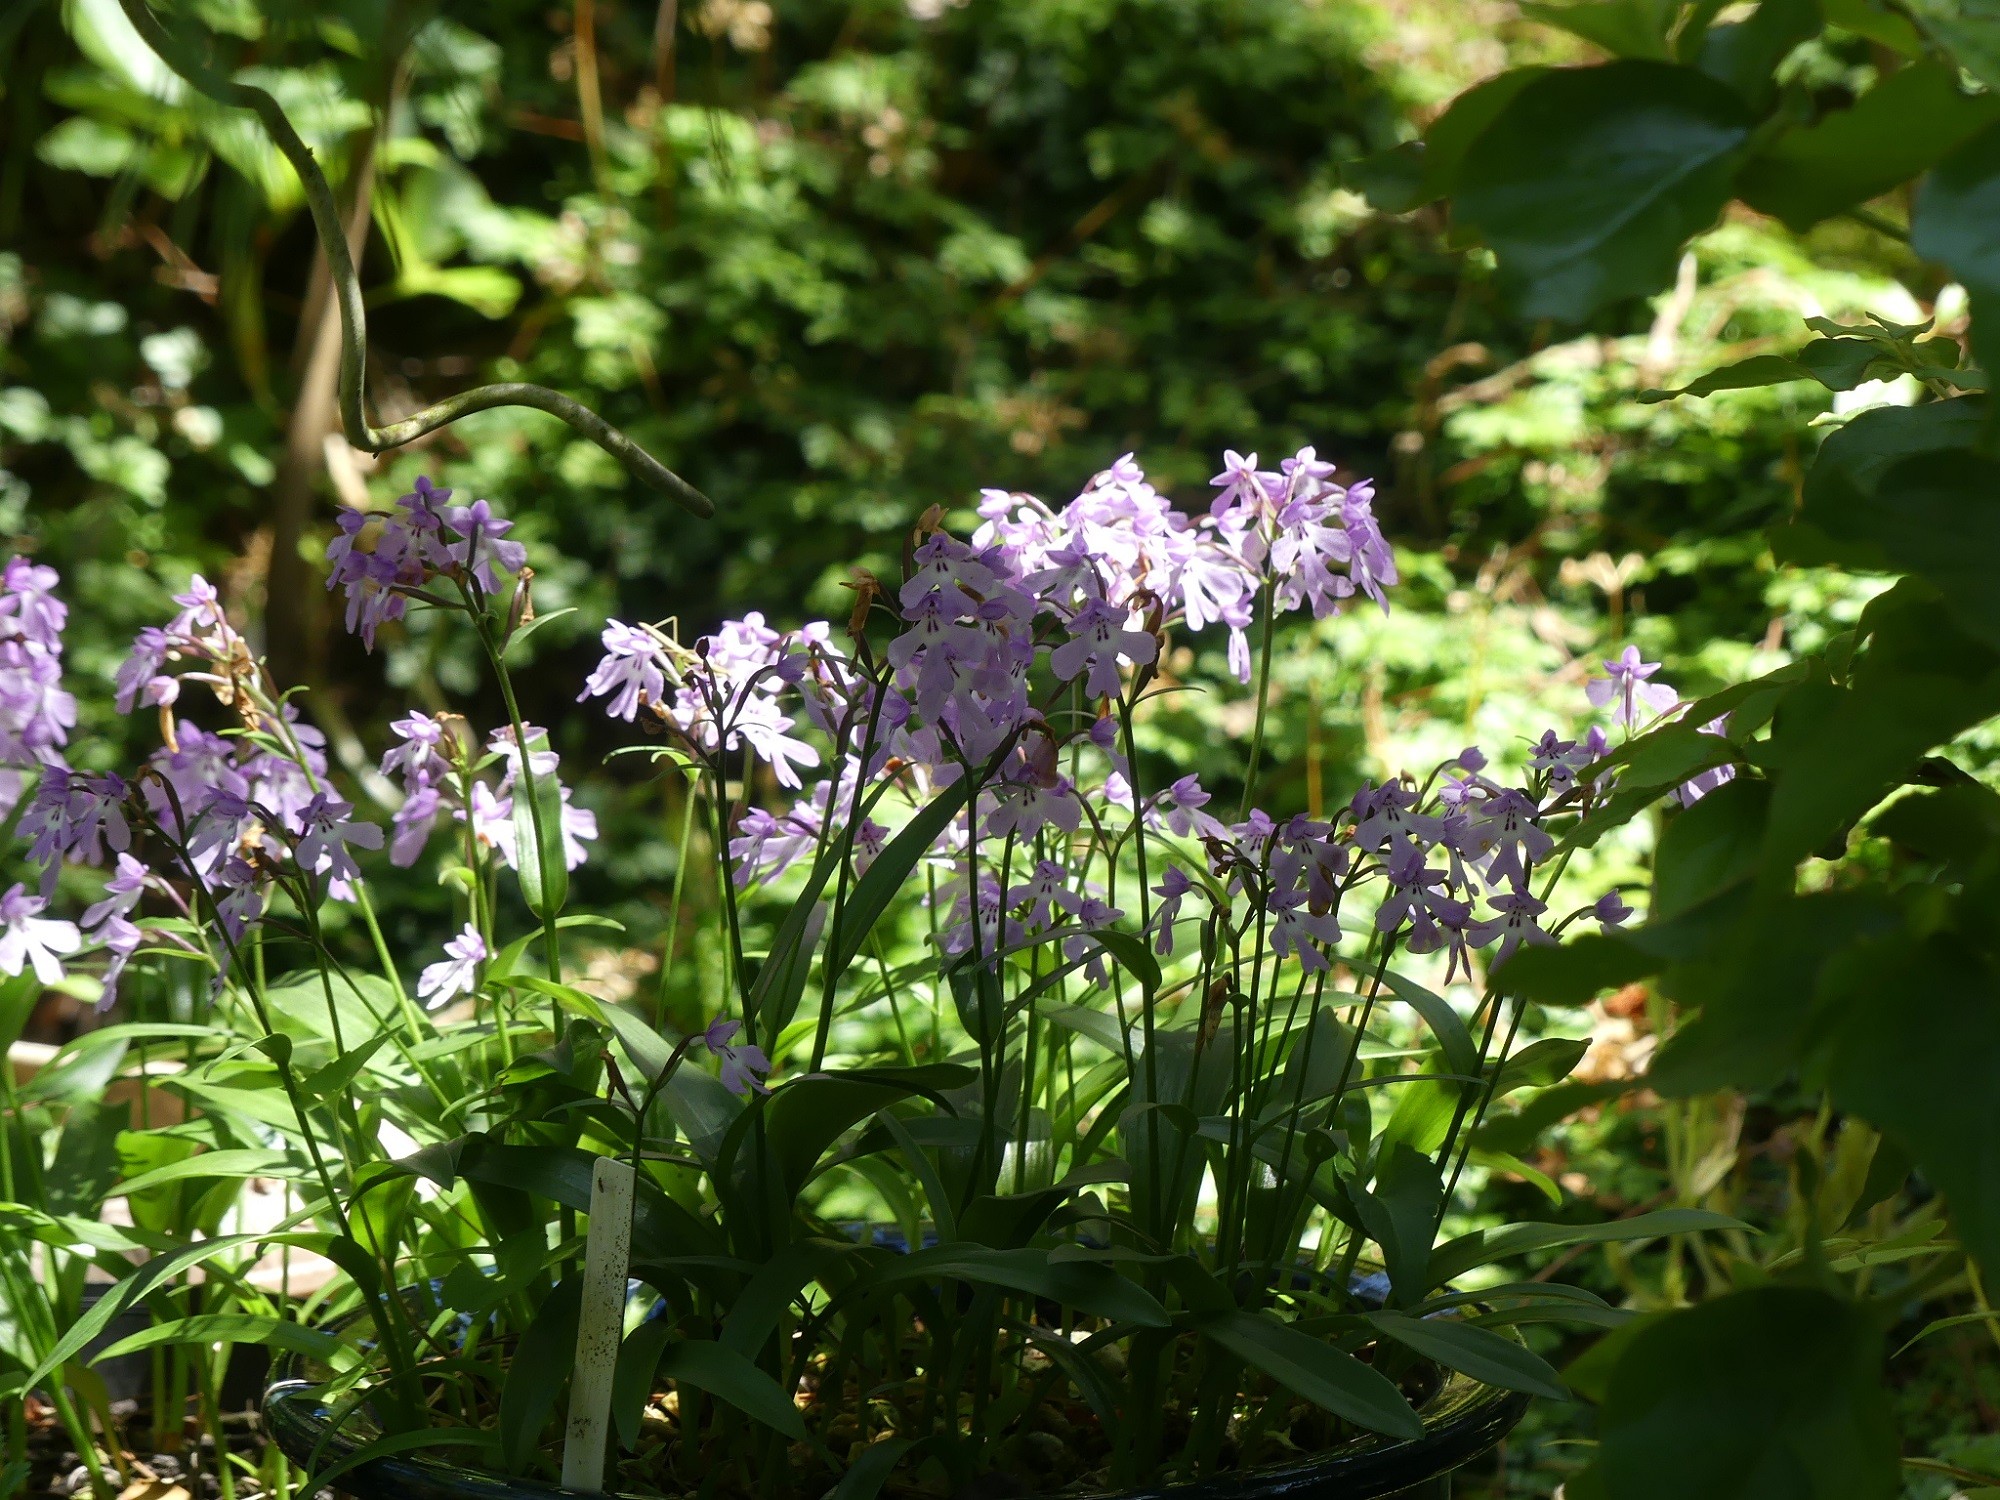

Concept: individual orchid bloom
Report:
left=983, top=775, right=1082, bottom=840
left=1350, top=781, right=1442, bottom=857
left=1375, top=843, right=1450, bottom=943
left=852, top=817, right=890, bottom=875
left=1473, top=789, right=1555, bottom=892
left=1267, top=888, right=1341, bottom=972
left=1007, top=860, right=1074, bottom=930
left=1150, top=774, right=1228, bottom=841
left=113, top=628, right=177, bottom=714
left=441, top=499, right=528, bottom=595
left=22, top=768, right=129, bottom=891
left=1337, top=480, right=1397, bottom=611
left=399, top=475, right=453, bottom=532
left=579, top=621, right=670, bottom=723
left=294, top=793, right=385, bottom=889
left=0, top=882, right=80, bottom=984
left=1587, top=645, right=1678, bottom=731
left=209, top=858, right=267, bottom=948
left=729, top=797, right=824, bottom=888
left=936, top=873, right=1020, bottom=959
left=1470, top=889, right=1555, bottom=965
left=899, top=532, right=1012, bottom=620
left=488, top=724, right=562, bottom=786
left=391, top=784, right=445, bottom=867
left=1208, top=449, right=1276, bottom=518
left=1151, top=865, right=1200, bottom=955
left=1593, top=891, right=1635, bottom=930
left=417, top=924, right=487, bottom=1009
left=0, top=557, right=67, bottom=649
left=1049, top=598, right=1157, bottom=699
left=381, top=713, right=454, bottom=789
left=701, top=1017, right=771, bottom=1096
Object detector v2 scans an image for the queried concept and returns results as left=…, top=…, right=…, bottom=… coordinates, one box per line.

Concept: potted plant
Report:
left=15, top=441, right=1737, bottom=1500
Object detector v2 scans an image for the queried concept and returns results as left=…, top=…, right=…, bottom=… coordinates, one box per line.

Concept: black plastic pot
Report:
left=266, top=1271, right=1528, bottom=1500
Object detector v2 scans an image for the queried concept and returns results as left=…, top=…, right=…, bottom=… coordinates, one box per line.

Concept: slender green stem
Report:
left=1238, top=579, right=1278, bottom=819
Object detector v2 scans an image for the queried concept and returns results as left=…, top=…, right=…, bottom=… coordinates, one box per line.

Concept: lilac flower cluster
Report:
left=325, top=477, right=527, bottom=650
left=378, top=713, right=597, bottom=874
left=582, top=452, right=1730, bottom=994
left=0, top=558, right=76, bottom=819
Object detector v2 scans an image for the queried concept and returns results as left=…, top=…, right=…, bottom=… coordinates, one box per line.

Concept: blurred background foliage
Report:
left=3, top=0, right=1990, bottom=1491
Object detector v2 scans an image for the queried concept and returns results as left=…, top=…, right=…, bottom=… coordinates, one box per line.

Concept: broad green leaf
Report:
left=1490, top=1037, right=1589, bottom=1098
left=658, top=1339, right=806, bottom=1440
left=822, top=1438, right=920, bottom=1500
left=1364, top=1310, right=1569, bottom=1400
left=1740, top=60, right=2000, bottom=229
left=1580, top=1287, right=1897, bottom=1499
left=1381, top=972, right=1477, bottom=1079
left=510, top=760, right=570, bottom=920
left=611, top=1318, right=674, bottom=1451
left=1653, top=777, right=1770, bottom=920
left=1502, top=932, right=1661, bottom=1007
left=820, top=780, right=972, bottom=993
left=1199, top=1309, right=1423, bottom=1439
left=1428, top=1208, right=1746, bottom=1289
left=1455, top=62, right=1754, bottom=321
left=1350, top=1143, right=1443, bottom=1302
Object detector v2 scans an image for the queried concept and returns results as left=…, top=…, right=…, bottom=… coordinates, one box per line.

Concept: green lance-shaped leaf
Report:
left=511, top=762, right=569, bottom=921
left=499, top=1279, right=582, bottom=1473
left=657, top=1340, right=807, bottom=1440
left=1198, top=1309, right=1424, bottom=1440
left=843, top=1244, right=1171, bottom=1329
left=1428, top=1207, right=1746, bottom=1289
left=818, top=779, right=974, bottom=994
left=1364, top=1310, right=1568, bottom=1401
left=96, top=1313, right=352, bottom=1369
left=1454, top=61, right=1754, bottom=322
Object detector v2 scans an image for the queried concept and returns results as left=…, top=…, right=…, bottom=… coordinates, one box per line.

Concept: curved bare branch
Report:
left=117, top=0, right=715, bottom=519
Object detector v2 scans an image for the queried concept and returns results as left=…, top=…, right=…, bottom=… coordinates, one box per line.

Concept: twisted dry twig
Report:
left=118, top=0, right=715, bottom=518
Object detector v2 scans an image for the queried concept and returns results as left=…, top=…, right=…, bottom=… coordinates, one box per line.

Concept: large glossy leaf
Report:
left=1198, top=1309, right=1423, bottom=1439
left=1740, top=61, right=2000, bottom=229
left=1577, top=1287, right=1897, bottom=1500
left=1455, top=62, right=1754, bottom=321
left=1916, top=119, right=2000, bottom=379
left=1824, top=928, right=2000, bottom=1277
left=1349, top=1144, right=1442, bottom=1303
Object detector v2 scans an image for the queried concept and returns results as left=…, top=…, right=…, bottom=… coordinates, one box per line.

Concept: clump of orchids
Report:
left=4, top=447, right=1738, bottom=1495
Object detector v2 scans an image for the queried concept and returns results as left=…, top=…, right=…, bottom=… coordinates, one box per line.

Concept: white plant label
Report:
left=561, top=1155, right=637, bottom=1492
